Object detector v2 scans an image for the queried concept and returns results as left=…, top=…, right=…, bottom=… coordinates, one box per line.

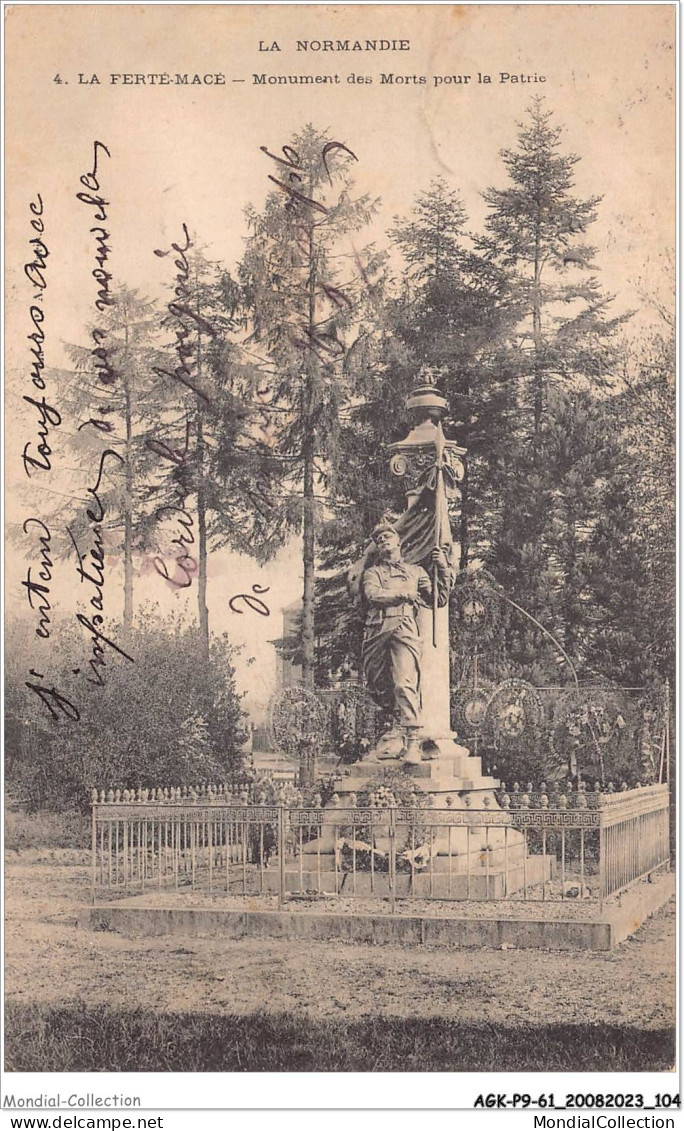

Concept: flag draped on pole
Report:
left=347, top=423, right=458, bottom=637
left=393, top=422, right=455, bottom=644
left=394, top=425, right=455, bottom=563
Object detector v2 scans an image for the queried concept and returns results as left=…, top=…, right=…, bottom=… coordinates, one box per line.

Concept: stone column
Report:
left=416, top=602, right=451, bottom=735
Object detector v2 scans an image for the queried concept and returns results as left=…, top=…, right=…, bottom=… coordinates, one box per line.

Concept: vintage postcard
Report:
left=3, top=0, right=677, bottom=1112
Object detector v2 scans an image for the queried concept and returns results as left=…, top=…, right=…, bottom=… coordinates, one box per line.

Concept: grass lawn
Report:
left=5, top=1003, right=675, bottom=1072
left=4, top=847, right=676, bottom=1073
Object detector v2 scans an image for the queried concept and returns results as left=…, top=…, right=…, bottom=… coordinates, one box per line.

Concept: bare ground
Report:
left=4, top=851, right=676, bottom=1029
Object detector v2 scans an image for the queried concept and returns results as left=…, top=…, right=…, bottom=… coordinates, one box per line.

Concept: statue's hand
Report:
left=393, top=587, right=415, bottom=602
left=430, top=547, right=449, bottom=571
left=417, top=574, right=431, bottom=595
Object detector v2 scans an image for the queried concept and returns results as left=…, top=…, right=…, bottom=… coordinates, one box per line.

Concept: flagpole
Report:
left=432, top=422, right=445, bottom=648
left=432, top=532, right=440, bottom=647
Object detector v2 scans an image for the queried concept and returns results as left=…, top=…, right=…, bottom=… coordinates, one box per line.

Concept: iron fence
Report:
left=90, top=783, right=670, bottom=910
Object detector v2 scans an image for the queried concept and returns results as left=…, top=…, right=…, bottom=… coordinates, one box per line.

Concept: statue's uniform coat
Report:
left=361, top=560, right=431, bottom=727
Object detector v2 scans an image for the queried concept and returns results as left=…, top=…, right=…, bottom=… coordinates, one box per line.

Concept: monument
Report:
left=300, top=372, right=552, bottom=890
left=339, top=372, right=500, bottom=804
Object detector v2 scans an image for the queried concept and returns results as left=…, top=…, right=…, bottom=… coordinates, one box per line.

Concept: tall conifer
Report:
left=237, top=125, right=381, bottom=686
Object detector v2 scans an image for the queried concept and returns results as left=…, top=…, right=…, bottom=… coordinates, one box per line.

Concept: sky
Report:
left=5, top=3, right=675, bottom=720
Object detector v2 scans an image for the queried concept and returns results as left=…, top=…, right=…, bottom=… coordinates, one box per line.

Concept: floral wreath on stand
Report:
left=268, top=686, right=330, bottom=763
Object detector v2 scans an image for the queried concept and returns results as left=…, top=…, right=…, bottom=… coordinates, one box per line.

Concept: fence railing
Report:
left=90, top=784, right=670, bottom=910
left=598, top=786, right=672, bottom=898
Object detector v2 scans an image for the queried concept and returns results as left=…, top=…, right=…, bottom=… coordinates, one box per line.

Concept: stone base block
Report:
left=261, top=853, right=553, bottom=899
left=338, top=733, right=498, bottom=796
left=301, top=818, right=526, bottom=859
left=81, top=871, right=674, bottom=951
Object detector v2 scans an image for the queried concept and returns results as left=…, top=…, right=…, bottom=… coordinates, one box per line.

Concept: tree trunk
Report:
left=196, top=407, right=210, bottom=658
left=122, top=321, right=134, bottom=640
left=532, top=219, right=544, bottom=463
left=301, top=211, right=317, bottom=688
left=194, top=278, right=210, bottom=658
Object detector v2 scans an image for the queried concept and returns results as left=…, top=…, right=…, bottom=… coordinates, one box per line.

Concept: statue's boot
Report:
left=403, top=728, right=423, bottom=764
left=373, top=727, right=406, bottom=761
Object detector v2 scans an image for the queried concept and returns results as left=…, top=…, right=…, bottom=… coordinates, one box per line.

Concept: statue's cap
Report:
left=371, top=521, right=398, bottom=541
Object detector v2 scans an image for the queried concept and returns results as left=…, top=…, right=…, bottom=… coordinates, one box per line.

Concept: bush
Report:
left=5, top=612, right=248, bottom=810
left=5, top=807, right=90, bottom=850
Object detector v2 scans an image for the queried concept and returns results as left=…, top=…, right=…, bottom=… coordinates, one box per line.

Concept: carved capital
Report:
left=388, top=440, right=466, bottom=495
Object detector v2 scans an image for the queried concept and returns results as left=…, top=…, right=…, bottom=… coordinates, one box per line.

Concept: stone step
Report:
left=338, top=754, right=486, bottom=777
left=413, top=776, right=500, bottom=793
left=402, top=756, right=482, bottom=778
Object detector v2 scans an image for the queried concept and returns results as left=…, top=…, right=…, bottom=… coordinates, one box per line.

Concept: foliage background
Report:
left=4, top=6, right=674, bottom=805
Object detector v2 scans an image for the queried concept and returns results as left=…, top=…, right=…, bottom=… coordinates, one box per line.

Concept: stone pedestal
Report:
left=335, top=743, right=499, bottom=799
left=299, top=737, right=553, bottom=895
left=303, top=726, right=513, bottom=860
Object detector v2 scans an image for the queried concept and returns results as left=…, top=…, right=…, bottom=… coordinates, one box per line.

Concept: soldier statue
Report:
left=360, top=522, right=453, bottom=762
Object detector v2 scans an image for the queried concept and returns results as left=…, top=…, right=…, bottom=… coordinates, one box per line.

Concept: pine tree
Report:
left=237, top=124, right=381, bottom=687
left=481, top=97, right=625, bottom=456
left=585, top=329, right=675, bottom=685
left=544, top=388, right=623, bottom=666
left=312, top=178, right=520, bottom=683
left=319, top=177, right=520, bottom=576
left=386, top=178, right=521, bottom=570
left=481, top=99, right=628, bottom=673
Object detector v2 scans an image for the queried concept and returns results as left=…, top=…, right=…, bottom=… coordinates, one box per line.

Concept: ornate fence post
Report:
left=388, top=806, right=397, bottom=915
left=278, top=805, right=285, bottom=910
